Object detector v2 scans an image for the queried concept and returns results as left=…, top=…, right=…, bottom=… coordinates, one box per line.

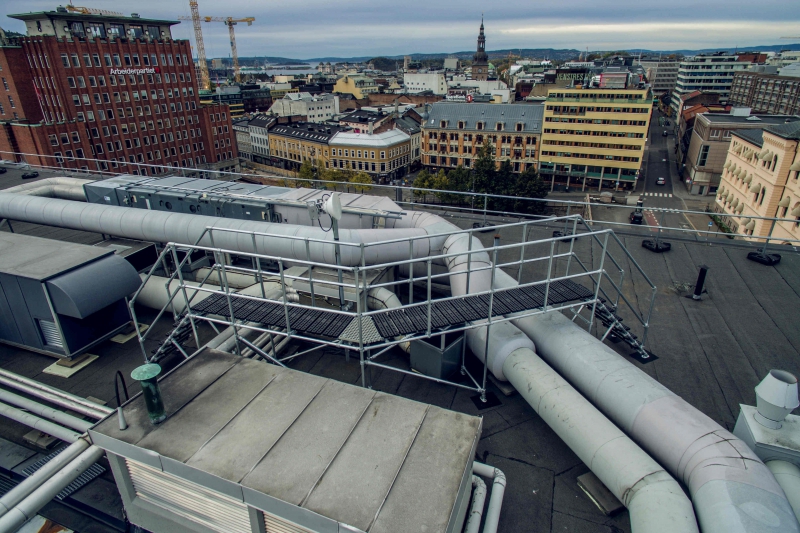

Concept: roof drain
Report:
left=492, top=268, right=799, bottom=533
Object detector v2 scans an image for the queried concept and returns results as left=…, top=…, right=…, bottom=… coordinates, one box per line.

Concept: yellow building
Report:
left=333, top=75, right=379, bottom=99
left=540, top=87, right=652, bottom=191
left=714, top=122, right=800, bottom=242
left=329, top=129, right=412, bottom=183
left=268, top=122, right=349, bottom=172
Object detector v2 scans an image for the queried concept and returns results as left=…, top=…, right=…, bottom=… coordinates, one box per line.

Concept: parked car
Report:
left=656, top=177, right=666, bottom=185
left=0, top=167, right=6, bottom=174
left=662, top=131, right=668, bottom=136
left=630, top=211, right=643, bottom=224
left=21, top=171, right=39, bottom=179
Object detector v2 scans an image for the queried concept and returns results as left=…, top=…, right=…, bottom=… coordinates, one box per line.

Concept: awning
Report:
left=790, top=161, right=800, bottom=172
left=792, top=206, right=800, bottom=217
left=750, top=183, right=763, bottom=194
left=732, top=198, right=740, bottom=208
left=736, top=204, right=745, bottom=214
left=745, top=220, right=756, bottom=231
left=743, top=174, right=753, bottom=184
left=724, top=161, right=732, bottom=169
left=718, top=187, right=725, bottom=196
left=46, top=254, right=142, bottom=319
left=727, top=192, right=735, bottom=202
left=779, top=196, right=791, bottom=208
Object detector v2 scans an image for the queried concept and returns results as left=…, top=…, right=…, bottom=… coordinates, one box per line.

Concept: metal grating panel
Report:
left=23, top=447, right=105, bottom=500
left=190, top=279, right=594, bottom=343
left=126, top=459, right=251, bottom=533
left=38, top=319, right=62, bottom=348
left=264, top=512, right=314, bottom=533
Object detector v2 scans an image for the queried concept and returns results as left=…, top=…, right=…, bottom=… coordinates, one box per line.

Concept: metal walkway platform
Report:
left=190, top=279, right=595, bottom=341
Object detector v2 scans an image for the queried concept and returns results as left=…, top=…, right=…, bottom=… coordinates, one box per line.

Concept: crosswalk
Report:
left=645, top=208, right=681, bottom=214
left=644, top=192, right=673, bottom=197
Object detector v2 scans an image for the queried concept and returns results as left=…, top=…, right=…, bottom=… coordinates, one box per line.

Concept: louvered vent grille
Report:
left=264, top=511, right=315, bottom=533
left=126, top=459, right=250, bottom=533
left=38, top=319, right=62, bottom=348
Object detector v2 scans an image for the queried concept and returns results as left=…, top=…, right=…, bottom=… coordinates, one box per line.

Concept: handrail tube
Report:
left=0, top=445, right=104, bottom=533
left=0, top=438, right=90, bottom=518
left=0, top=402, right=81, bottom=443
left=0, top=390, right=93, bottom=432
left=0, top=371, right=111, bottom=418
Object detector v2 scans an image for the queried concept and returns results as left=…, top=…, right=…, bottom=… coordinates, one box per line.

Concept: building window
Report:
left=697, top=145, right=709, bottom=167
left=7, top=96, right=14, bottom=109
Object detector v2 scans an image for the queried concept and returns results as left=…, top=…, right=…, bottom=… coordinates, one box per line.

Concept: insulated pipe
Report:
left=2, top=177, right=91, bottom=201
left=465, top=475, right=487, bottom=533
left=194, top=267, right=283, bottom=289
left=0, top=445, right=105, bottom=533
left=136, top=275, right=209, bottom=314
left=0, top=402, right=82, bottom=443
left=366, top=287, right=410, bottom=353
left=0, top=438, right=90, bottom=519
left=767, top=461, right=800, bottom=522
left=494, top=269, right=797, bottom=533
left=0, top=371, right=111, bottom=419
left=0, top=193, right=431, bottom=267
left=472, top=462, right=508, bottom=533
left=0, top=389, right=93, bottom=432
left=502, top=348, right=699, bottom=533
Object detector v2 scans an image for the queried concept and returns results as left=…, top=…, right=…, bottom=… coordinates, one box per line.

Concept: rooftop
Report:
left=329, top=128, right=411, bottom=147
left=425, top=103, right=544, bottom=132
left=701, top=113, right=800, bottom=125
left=733, top=128, right=765, bottom=146
left=8, top=8, right=177, bottom=26
left=269, top=122, right=349, bottom=142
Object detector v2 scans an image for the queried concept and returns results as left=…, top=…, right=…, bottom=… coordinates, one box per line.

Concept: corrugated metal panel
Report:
left=264, top=512, right=314, bottom=533
left=126, top=459, right=250, bottom=533
left=38, top=320, right=62, bottom=348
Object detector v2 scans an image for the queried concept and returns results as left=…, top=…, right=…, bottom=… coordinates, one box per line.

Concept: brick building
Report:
left=0, top=7, right=238, bottom=175
left=728, top=70, right=800, bottom=116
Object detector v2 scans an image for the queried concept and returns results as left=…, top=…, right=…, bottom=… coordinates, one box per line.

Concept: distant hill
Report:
left=226, top=43, right=800, bottom=66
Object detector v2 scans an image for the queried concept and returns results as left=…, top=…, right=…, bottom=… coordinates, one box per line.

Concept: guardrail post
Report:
left=408, top=241, right=414, bottom=304
left=305, top=238, right=316, bottom=307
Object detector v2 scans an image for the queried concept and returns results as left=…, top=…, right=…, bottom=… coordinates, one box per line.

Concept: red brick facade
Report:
left=0, top=31, right=237, bottom=174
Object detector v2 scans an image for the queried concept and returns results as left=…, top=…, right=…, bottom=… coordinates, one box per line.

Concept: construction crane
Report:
left=65, top=3, right=123, bottom=16
left=179, top=7, right=254, bottom=85
left=184, top=2, right=211, bottom=91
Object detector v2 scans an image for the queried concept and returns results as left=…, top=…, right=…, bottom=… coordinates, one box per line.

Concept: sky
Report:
left=2, top=0, right=799, bottom=60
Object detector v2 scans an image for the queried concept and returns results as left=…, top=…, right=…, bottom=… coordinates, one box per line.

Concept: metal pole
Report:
left=305, top=238, right=316, bottom=307
left=0, top=402, right=81, bottom=443
left=279, top=260, right=292, bottom=337
left=0, top=390, right=92, bottom=432
left=0, top=371, right=112, bottom=419
left=0, top=446, right=105, bottom=533
left=355, top=267, right=366, bottom=388
left=543, top=240, right=555, bottom=313
left=0, top=439, right=90, bottom=519
left=481, top=235, right=500, bottom=402
left=252, top=233, right=266, bottom=299
left=483, top=195, right=488, bottom=226
left=426, top=260, right=432, bottom=337
left=332, top=218, right=346, bottom=310
left=170, top=247, right=201, bottom=351
left=517, top=222, right=528, bottom=283
left=566, top=217, right=578, bottom=277
left=761, top=218, right=777, bottom=255
left=466, top=232, right=473, bottom=294
left=217, top=251, right=241, bottom=357
left=408, top=240, right=414, bottom=305
left=588, top=233, right=610, bottom=334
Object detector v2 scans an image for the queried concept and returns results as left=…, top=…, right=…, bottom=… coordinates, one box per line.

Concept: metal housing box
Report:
left=0, top=233, right=142, bottom=358
left=734, top=404, right=800, bottom=465
left=410, top=332, right=464, bottom=380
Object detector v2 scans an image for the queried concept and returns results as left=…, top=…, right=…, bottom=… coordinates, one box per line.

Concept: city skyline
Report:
left=0, top=0, right=798, bottom=60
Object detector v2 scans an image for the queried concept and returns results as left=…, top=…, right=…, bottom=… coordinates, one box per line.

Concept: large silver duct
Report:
left=2, top=177, right=90, bottom=201
left=493, top=269, right=799, bottom=533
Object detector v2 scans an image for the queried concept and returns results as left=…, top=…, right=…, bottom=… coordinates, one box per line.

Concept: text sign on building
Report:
left=109, top=67, right=160, bottom=75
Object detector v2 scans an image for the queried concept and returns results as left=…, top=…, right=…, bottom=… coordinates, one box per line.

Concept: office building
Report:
left=539, top=87, right=651, bottom=191
left=715, top=121, right=800, bottom=241
left=729, top=70, right=800, bottom=115
left=403, top=72, right=447, bottom=95
left=0, top=7, right=238, bottom=174
left=329, top=129, right=412, bottom=183
left=681, top=108, right=799, bottom=195
left=267, top=121, right=349, bottom=171
left=421, top=102, right=543, bottom=174
left=268, top=93, right=339, bottom=123
left=638, top=57, right=679, bottom=95
left=199, top=84, right=273, bottom=119
left=670, top=53, right=751, bottom=113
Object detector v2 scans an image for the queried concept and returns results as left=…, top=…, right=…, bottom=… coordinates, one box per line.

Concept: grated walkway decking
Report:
left=190, top=279, right=596, bottom=340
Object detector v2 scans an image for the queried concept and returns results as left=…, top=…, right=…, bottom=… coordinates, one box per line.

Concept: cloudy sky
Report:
left=2, top=0, right=798, bottom=60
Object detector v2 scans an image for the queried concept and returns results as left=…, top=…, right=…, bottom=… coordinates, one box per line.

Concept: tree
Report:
left=513, top=165, right=549, bottom=216
left=413, top=169, right=433, bottom=201
left=431, top=169, right=453, bottom=203
left=472, top=143, right=496, bottom=196
left=296, top=159, right=314, bottom=188
left=349, top=171, right=373, bottom=193
left=446, top=166, right=471, bottom=198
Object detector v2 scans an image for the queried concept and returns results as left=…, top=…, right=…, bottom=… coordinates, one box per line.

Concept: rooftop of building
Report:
left=8, top=7, right=177, bottom=26
left=270, top=121, right=349, bottom=142
left=700, top=113, right=800, bottom=125
left=424, top=103, right=544, bottom=131
left=339, top=109, right=386, bottom=124
left=329, top=128, right=411, bottom=147
left=733, top=128, right=765, bottom=146
left=0, top=167, right=800, bottom=533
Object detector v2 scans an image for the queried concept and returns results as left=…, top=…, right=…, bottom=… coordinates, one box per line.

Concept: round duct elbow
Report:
left=755, top=370, right=800, bottom=429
